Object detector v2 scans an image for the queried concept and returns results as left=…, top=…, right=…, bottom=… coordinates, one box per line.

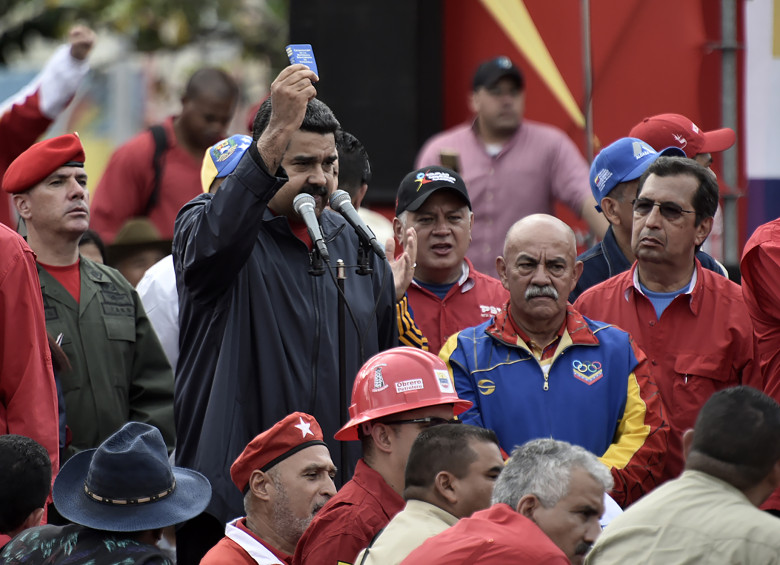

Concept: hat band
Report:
left=84, top=478, right=176, bottom=505
left=259, top=440, right=327, bottom=474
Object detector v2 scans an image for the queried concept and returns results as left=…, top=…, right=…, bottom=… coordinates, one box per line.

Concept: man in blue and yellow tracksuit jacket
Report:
left=440, top=304, right=669, bottom=508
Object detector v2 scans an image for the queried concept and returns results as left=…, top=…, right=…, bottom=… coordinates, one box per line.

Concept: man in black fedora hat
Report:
left=0, top=422, right=211, bottom=564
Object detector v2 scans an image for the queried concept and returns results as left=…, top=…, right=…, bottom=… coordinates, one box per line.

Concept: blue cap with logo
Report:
left=590, top=137, right=686, bottom=211
left=200, top=134, right=253, bottom=193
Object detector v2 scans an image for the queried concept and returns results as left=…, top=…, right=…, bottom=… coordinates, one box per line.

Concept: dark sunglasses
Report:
left=632, top=198, right=695, bottom=221
left=381, top=417, right=462, bottom=429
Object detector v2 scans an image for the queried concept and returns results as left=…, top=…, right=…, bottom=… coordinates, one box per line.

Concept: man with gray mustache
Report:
left=439, top=214, right=668, bottom=508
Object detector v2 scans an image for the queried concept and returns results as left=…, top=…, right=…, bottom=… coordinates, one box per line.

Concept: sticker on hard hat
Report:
left=372, top=365, right=388, bottom=392
left=435, top=369, right=454, bottom=393
left=395, top=378, right=424, bottom=393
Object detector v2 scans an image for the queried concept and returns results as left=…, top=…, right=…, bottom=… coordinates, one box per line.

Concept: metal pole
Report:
left=336, top=259, right=348, bottom=486
left=581, top=0, right=594, bottom=163
left=720, top=0, right=740, bottom=276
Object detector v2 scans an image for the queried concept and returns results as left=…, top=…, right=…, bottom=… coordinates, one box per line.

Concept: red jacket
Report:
left=407, top=258, right=508, bottom=354
left=90, top=116, right=202, bottom=242
left=292, top=459, right=404, bottom=565
left=0, top=225, right=60, bottom=544
left=575, top=261, right=757, bottom=481
left=201, top=518, right=291, bottom=565
left=741, top=218, right=780, bottom=512
left=401, top=504, right=568, bottom=564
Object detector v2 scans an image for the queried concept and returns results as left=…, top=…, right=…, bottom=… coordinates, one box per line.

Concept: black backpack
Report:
left=144, top=124, right=168, bottom=216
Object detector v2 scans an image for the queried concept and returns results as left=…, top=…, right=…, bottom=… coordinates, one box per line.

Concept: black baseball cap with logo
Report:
left=472, top=56, right=524, bottom=91
left=395, top=166, right=472, bottom=216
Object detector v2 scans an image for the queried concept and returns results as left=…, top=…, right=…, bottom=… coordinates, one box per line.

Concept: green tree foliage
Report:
left=0, top=0, right=289, bottom=65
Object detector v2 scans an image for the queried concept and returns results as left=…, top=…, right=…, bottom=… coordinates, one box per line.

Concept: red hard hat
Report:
left=335, top=347, right=473, bottom=441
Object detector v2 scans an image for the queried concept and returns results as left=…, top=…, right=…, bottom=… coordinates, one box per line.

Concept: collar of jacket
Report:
left=486, top=303, right=601, bottom=349
left=623, top=259, right=704, bottom=315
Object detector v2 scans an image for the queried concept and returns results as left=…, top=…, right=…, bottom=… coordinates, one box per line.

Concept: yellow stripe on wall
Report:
left=480, top=0, right=586, bottom=128
left=774, top=0, right=780, bottom=57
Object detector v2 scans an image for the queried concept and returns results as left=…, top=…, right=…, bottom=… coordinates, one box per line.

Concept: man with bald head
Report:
left=440, top=214, right=668, bottom=508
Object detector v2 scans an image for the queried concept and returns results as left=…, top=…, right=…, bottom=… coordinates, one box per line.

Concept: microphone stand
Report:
left=308, top=246, right=326, bottom=276
left=336, top=259, right=349, bottom=486
left=355, top=239, right=373, bottom=276
left=334, top=241, right=378, bottom=485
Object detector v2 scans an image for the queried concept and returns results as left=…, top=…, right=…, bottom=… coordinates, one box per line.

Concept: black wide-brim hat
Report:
left=53, top=422, right=211, bottom=532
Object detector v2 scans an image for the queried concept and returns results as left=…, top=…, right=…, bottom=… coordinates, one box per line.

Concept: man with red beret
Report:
left=0, top=25, right=95, bottom=229
left=3, top=133, right=175, bottom=463
left=201, top=412, right=337, bottom=564
left=292, top=348, right=472, bottom=565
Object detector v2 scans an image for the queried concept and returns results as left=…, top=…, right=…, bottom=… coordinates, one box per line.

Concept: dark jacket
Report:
left=570, top=226, right=728, bottom=302
left=173, top=143, right=397, bottom=523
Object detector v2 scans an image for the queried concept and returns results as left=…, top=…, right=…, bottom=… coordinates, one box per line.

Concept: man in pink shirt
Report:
left=415, top=56, right=606, bottom=274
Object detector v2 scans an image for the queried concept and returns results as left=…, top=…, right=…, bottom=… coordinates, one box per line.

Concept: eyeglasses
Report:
left=632, top=198, right=696, bottom=221
left=380, top=417, right=462, bottom=429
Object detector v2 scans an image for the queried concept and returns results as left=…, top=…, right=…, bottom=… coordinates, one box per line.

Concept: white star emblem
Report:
left=294, top=417, right=313, bottom=438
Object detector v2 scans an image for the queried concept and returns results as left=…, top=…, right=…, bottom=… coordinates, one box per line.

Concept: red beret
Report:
left=3, top=133, right=85, bottom=194
left=230, top=412, right=326, bottom=493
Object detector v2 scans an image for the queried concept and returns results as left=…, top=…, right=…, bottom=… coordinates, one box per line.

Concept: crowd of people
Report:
left=1, top=28, right=780, bottom=565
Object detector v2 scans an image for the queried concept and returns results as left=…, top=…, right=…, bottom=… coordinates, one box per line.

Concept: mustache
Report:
left=575, top=541, right=592, bottom=556
left=525, top=285, right=558, bottom=301
left=300, top=184, right=328, bottom=198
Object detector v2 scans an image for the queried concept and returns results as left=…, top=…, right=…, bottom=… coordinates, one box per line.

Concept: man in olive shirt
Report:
left=3, top=133, right=174, bottom=460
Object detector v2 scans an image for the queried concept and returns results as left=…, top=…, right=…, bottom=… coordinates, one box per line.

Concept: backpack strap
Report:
left=144, top=124, right=168, bottom=216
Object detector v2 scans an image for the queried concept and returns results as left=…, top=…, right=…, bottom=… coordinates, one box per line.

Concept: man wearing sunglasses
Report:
left=575, top=156, right=757, bottom=485
left=293, top=348, right=472, bottom=565
left=570, top=137, right=727, bottom=302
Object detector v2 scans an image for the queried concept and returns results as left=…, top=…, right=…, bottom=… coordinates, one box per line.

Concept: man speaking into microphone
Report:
left=173, top=64, right=397, bottom=563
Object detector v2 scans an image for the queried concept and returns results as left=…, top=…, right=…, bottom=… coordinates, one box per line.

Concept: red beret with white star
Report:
left=3, top=133, right=85, bottom=194
left=230, top=412, right=327, bottom=493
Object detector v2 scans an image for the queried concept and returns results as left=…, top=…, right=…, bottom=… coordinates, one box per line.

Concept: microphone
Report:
left=293, top=194, right=330, bottom=262
left=329, top=190, right=386, bottom=260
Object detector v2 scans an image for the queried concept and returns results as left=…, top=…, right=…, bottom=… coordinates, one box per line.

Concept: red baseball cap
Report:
left=230, top=412, right=327, bottom=493
left=628, top=113, right=735, bottom=158
left=3, top=133, right=85, bottom=194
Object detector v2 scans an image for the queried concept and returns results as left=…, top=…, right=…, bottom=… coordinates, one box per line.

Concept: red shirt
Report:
left=39, top=260, right=80, bottom=303
left=292, top=459, right=404, bottom=565
left=407, top=258, right=508, bottom=354
left=740, top=219, right=780, bottom=512
left=0, top=225, right=60, bottom=522
left=90, top=116, right=202, bottom=242
left=401, top=504, right=568, bottom=564
left=575, top=261, right=757, bottom=481
left=741, top=218, right=780, bottom=396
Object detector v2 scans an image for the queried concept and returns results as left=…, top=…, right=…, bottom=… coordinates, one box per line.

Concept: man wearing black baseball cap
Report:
left=415, top=56, right=607, bottom=277
left=393, top=165, right=508, bottom=354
